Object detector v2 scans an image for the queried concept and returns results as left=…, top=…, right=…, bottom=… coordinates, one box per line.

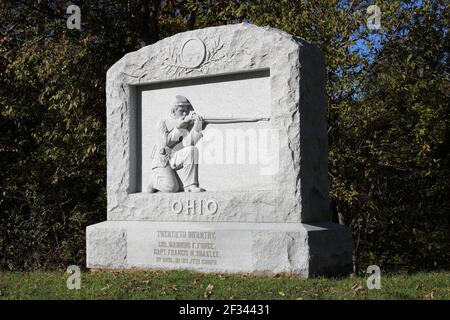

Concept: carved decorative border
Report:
left=161, top=36, right=249, bottom=76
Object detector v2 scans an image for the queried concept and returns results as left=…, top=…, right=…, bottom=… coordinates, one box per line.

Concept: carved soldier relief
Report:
left=87, top=24, right=353, bottom=277
left=147, top=94, right=271, bottom=193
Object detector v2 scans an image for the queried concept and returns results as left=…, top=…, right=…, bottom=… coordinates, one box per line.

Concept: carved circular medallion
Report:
left=180, top=38, right=206, bottom=68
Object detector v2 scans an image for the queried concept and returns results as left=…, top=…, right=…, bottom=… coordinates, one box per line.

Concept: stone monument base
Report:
left=86, top=221, right=353, bottom=277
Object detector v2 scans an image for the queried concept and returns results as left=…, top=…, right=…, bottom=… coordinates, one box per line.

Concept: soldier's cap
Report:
left=173, top=95, right=192, bottom=107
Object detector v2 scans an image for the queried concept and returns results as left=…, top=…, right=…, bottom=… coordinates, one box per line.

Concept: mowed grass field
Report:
left=0, top=270, right=449, bottom=300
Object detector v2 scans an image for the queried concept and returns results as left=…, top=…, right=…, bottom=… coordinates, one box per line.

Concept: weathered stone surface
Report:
left=106, top=22, right=329, bottom=223
left=109, top=191, right=291, bottom=222
left=308, top=223, right=354, bottom=276
left=86, top=23, right=354, bottom=277
left=86, top=225, right=127, bottom=268
left=86, top=221, right=352, bottom=277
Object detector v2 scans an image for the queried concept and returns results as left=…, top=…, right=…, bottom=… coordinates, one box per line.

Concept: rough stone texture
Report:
left=86, top=23, right=354, bottom=277
left=109, top=191, right=286, bottom=222
left=86, top=224, right=127, bottom=268
left=307, top=223, right=354, bottom=276
left=106, top=22, right=329, bottom=223
left=86, top=221, right=352, bottom=277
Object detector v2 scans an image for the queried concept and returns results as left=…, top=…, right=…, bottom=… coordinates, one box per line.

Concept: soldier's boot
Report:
left=185, top=185, right=206, bottom=192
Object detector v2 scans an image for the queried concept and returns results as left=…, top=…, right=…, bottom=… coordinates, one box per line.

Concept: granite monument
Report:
left=86, top=23, right=353, bottom=276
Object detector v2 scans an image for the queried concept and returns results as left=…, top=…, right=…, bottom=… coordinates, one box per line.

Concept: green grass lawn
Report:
left=0, top=270, right=449, bottom=300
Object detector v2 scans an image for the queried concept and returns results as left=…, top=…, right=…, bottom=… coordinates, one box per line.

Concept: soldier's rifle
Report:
left=202, top=117, right=270, bottom=124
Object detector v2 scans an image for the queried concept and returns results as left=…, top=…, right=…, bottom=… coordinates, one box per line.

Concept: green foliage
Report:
left=329, top=0, right=450, bottom=270
left=0, top=0, right=449, bottom=271
left=1, top=270, right=449, bottom=300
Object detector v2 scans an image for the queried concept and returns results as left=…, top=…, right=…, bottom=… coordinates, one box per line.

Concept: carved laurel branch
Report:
left=161, top=47, right=193, bottom=76
left=161, top=37, right=249, bottom=76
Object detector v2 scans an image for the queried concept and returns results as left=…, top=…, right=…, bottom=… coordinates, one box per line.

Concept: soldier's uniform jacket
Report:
left=151, top=119, right=203, bottom=169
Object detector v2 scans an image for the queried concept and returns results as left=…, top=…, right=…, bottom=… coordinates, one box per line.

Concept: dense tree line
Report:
left=1, top=0, right=449, bottom=271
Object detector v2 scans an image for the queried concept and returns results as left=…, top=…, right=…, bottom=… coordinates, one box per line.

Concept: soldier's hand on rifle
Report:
left=176, top=114, right=193, bottom=129
left=192, top=113, right=204, bottom=132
